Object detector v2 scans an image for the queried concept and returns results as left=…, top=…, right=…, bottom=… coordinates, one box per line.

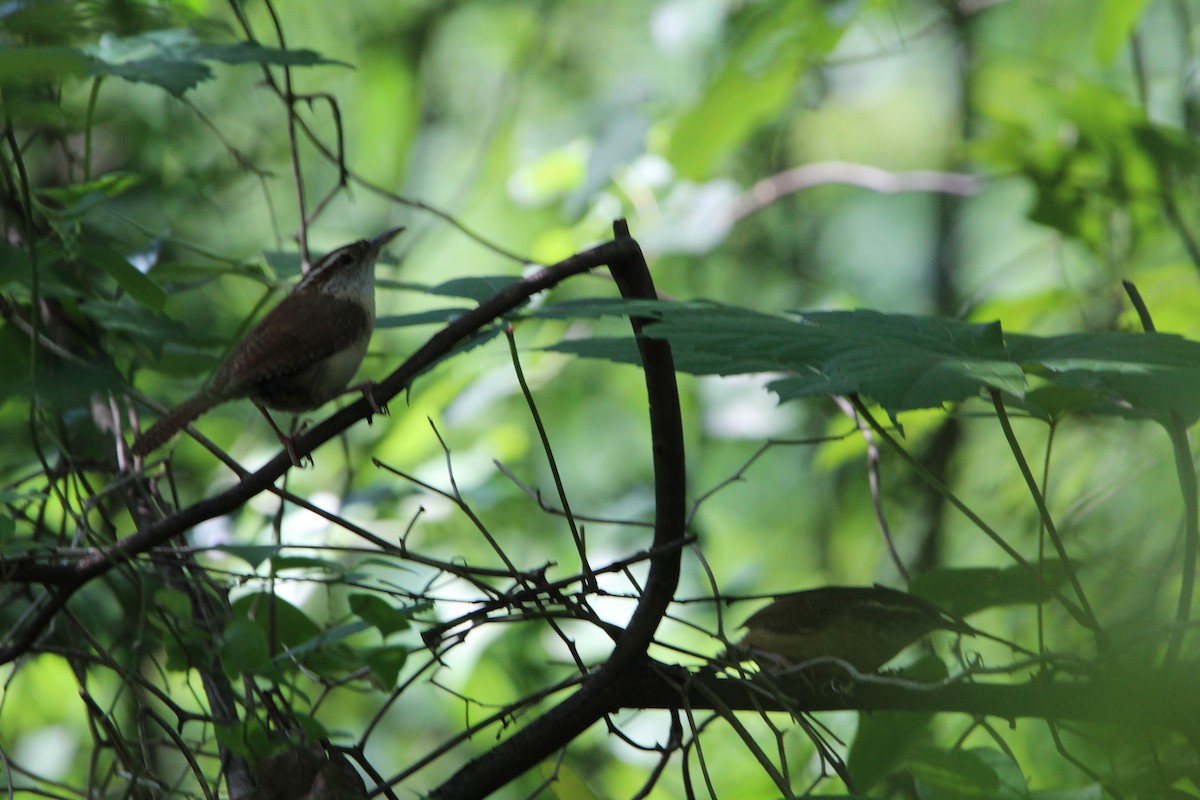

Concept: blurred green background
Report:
left=4, top=0, right=1200, bottom=797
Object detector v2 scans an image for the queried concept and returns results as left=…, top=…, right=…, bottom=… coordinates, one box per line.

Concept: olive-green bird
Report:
left=735, top=585, right=975, bottom=674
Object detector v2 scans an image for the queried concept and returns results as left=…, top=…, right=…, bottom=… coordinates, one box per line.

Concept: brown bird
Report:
left=133, top=227, right=404, bottom=465
left=736, top=585, right=975, bottom=674
left=251, top=743, right=367, bottom=800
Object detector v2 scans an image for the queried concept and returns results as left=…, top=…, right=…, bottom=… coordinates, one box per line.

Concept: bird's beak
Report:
left=368, top=226, right=406, bottom=255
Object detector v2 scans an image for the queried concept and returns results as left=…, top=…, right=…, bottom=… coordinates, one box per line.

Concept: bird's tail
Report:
left=133, top=391, right=219, bottom=456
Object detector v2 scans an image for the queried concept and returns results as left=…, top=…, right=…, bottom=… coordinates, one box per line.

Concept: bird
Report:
left=133, top=227, right=404, bottom=465
left=734, top=585, right=975, bottom=675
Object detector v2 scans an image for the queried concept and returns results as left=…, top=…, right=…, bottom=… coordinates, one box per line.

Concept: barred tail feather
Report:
left=133, top=391, right=220, bottom=456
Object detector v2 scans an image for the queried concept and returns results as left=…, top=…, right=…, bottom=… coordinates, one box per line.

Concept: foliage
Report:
left=3, top=1, right=1200, bottom=799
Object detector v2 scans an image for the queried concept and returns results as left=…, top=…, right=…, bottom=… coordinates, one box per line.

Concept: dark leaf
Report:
left=847, top=656, right=945, bottom=789
left=348, top=594, right=413, bottom=637
left=911, top=565, right=1077, bottom=618
left=428, top=276, right=523, bottom=302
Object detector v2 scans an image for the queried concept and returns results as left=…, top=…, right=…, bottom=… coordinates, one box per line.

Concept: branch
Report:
left=430, top=220, right=687, bottom=798
left=730, top=161, right=981, bottom=223
left=0, top=233, right=636, bottom=664
left=617, top=661, right=1200, bottom=738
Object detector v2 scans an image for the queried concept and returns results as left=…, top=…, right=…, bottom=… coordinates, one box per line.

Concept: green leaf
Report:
left=908, top=748, right=1001, bottom=800
left=666, top=2, right=840, bottom=179
left=1030, top=787, right=1103, bottom=800
left=89, top=44, right=212, bottom=97
left=364, top=645, right=409, bottom=690
left=77, top=299, right=189, bottom=356
left=910, top=565, right=1076, bottom=618
left=214, top=544, right=281, bottom=570
left=38, top=172, right=142, bottom=216
left=539, top=762, right=605, bottom=800
left=220, top=618, right=271, bottom=676
left=155, top=587, right=192, bottom=620
left=190, top=41, right=346, bottom=68
left=1036, top=786, right=1099, bottom=800
left=284, top=623, right=372, bottom=679
left=268, top=556, right=345, bottom=575
left=1094, top=0, right=1152, bottom=65
left=547, top=302, right=1200, bottom=423
left=348, top=594, right=413, bottom=637
left=546, top=335, right=641, bottom=364
left=552, top=305, right=1026, bottom=414
left=377, top=309, right=471, bottom=328
left=214, top=718, right=275, bottom=761
left=161, top=623, right=209, bottom=672
left=848, top=657, right=946, bottom=789
left=230, top=593, right=321, bottom=658
left=84, top=29, right=344, bottom=97
left=533, top=297, right=671, bottom=321
left=0, top=46, right=93, bottom=83
left=82, top=245, right=166, bottom=311
left=428, top=276, right=522, bottom=302
left=1010, top=331, right=1200, bottom=421
left=971, top=749, right=1027, bottom=800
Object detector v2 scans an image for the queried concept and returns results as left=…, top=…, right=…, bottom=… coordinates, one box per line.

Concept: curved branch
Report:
left=430, top=220, right=687, bottom=798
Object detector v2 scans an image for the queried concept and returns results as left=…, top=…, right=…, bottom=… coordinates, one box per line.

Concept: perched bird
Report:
left=133, top=227, right=404, bottom=465
left=735, top=585, right=975, bottom=674
left=249, top=743, right=367, bottom=800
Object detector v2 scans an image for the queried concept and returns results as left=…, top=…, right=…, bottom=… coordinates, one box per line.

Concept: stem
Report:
left=505, top=326, right=593, bottom=587
left=988, top=390, right=1107, bottom=652
left=1122, top=280, right=1197, bottom=665
left=849, top=396, right=1092, bottom=630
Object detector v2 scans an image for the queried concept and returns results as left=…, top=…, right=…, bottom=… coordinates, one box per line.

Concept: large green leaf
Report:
left=546, top=304, right=1023, bottom=412
left=84, top=29, right=344, bottom=97
left=910, top=564, right=1077, bottom=618
left=543, top=302, right=1200, bottom=422
left=348, top=593, right=414, bottom=637
left=1008, top=331, right=1200, bottom=420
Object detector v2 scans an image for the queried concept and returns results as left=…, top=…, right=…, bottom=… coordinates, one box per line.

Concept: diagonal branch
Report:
left=0, top=231, right=640, bottom=665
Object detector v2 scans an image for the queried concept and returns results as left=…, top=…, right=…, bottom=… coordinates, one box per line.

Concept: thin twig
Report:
left=987, top=390, right=1106, bottom=652
left=505, top=326, right=594, bottom=587
left=1121, top=279, right=1197, bottom=665
left=833, top=395, right=908, bottom=582
left=848, top=396, right=1093, bottom=631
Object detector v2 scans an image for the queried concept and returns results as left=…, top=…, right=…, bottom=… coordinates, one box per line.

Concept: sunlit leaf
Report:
left=1094, top=0, right=1153, bottom=65
left=84, top=29, right=344, bottom=97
